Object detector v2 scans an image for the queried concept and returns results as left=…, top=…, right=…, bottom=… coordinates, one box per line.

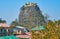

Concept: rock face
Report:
left=19, top=3, right=45, bottom=29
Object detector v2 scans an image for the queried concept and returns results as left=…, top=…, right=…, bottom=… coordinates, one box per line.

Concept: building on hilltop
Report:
left=23, top=2, right=37, bottom=7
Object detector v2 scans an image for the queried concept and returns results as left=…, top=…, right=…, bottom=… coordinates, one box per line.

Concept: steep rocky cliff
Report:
left=19, top=3, right=45, bottom=29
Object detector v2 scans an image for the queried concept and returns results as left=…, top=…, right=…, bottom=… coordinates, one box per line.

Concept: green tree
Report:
left=0, top=18, right=6, bottom=23
left=10, top=19, right=19, bottom=26
left=57, top=20, right=60, bottom=26
left=54, top=20, right=60, bottom=26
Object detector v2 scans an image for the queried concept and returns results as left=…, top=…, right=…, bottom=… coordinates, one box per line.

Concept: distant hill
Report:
left=19, top=2, right=45, bottom=29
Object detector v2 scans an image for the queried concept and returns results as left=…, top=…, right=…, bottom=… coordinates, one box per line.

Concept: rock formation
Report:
left=19, top=2, right=45, bottom=29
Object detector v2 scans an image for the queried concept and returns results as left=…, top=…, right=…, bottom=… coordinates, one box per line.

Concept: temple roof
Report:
left=24, top=2, right=37, bottom=7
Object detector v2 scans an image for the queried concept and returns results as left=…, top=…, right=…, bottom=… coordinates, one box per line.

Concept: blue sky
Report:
left=0, top=0, right=60, bottom=24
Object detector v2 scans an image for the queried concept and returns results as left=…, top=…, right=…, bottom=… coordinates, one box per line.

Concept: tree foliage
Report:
left=31, top=20, right=60, bottom=39
left=0, top=18, right=6, bottom=23
left=10, top=19, right=19, bottom=26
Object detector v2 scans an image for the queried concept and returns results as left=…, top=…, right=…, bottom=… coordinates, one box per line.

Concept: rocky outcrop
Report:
left=19, top=3, right=45, bottom=29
